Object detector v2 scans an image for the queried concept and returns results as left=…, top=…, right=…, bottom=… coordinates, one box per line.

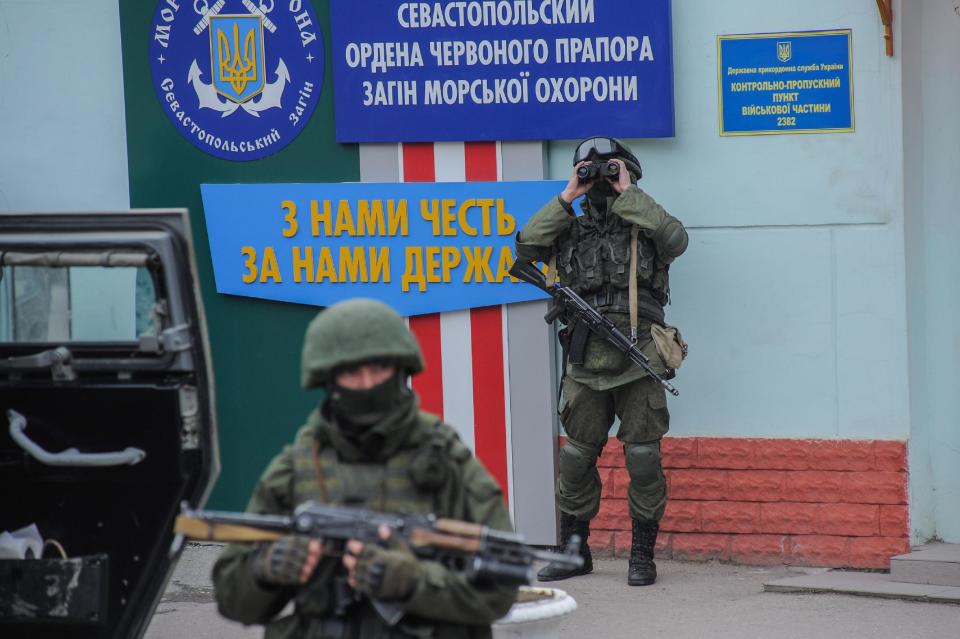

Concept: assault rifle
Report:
left=509, top=260, right=679, bottom=397
left=175, top=500, right=582, bottom=625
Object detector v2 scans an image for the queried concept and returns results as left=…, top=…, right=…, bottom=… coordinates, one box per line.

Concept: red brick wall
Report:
left=588, top=437, right=910, bottom=569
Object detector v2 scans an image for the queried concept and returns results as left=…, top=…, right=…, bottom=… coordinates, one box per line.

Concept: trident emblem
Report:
left=208, top=15, right=264, bottom=103
left=777, top=41, right=792, bottom=63
left=218, top=22, right=259, bottom=96
left=187, top=5, right=289, bottom=117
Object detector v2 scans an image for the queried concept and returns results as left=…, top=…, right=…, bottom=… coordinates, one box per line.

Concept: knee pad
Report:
left=624, top=442, right=662, bottom=486
left=559, top=439, right=600, bottom=483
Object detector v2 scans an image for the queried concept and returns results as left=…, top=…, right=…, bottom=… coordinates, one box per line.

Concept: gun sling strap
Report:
left=629, top=225, right=639, bottom=343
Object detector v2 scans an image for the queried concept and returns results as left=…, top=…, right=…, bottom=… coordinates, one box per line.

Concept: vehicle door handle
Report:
left=7, top=410, right=146, bottom=467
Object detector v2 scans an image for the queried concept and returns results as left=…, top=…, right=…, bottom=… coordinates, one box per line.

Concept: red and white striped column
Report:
left=400, top=141, right=512, bottom=506
left=359, top=140, right=559, bottom=543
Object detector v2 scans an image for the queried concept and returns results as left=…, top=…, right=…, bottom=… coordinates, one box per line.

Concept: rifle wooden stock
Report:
left=175, top=516, right=284, bottom=543
left=435, top=518, right=484, bottom=538
left=175, top=515, right=483, bottom=553
left=409, top=528, right=482, bottom=553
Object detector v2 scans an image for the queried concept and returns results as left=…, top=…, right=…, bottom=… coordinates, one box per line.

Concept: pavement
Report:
left=145, top=544, right=959, bottom=639
left=765, top=570, right=960, bottom=604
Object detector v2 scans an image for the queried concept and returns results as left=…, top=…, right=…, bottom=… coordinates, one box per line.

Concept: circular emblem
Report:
left=149, top=0, right=324, bottom=161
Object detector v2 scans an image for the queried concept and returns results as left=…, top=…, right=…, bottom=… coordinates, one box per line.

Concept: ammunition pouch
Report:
left=559, top=318, right=589, bottom=366
left=408, top=435, right=449, bottom=491
left=650, top=324, right=688, bottom=370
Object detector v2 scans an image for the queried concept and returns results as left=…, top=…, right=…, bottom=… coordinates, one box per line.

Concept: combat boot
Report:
left=627, top=518, right=659, bottom=586
left=537, top=512, right=593, bottom=581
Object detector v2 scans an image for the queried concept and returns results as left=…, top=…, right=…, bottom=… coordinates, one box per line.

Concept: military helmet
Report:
left=301, top=298, right=425, bottom=389
left=573, top=136, right=643, bottom=180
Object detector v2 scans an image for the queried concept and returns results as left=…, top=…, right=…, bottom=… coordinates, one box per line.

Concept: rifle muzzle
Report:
left=469, top=556, right=535, bottom=586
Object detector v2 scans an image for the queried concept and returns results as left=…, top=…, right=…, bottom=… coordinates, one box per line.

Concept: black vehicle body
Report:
left=0, top=210, right=218, bottom=638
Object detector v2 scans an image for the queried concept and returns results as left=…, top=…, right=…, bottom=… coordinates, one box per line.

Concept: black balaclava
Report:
left=326, top=365, right=416, bottom=458
left=587, top=175, right=615, bottom=212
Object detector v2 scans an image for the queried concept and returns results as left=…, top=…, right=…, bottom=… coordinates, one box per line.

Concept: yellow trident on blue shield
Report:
left=777, top=40, right=792, bottom=63
left=210, top=15, right=265, bottom=103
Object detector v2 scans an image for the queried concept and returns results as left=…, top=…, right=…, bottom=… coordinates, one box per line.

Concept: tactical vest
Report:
left=292, top=434, right=435, bottom=515
left=555, top=203, right=670, bottom=324
left=285, top=413, right=479, bottom=639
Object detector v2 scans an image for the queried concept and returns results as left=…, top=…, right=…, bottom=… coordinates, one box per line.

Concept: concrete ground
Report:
left=145, top=544, right=959, bottom=639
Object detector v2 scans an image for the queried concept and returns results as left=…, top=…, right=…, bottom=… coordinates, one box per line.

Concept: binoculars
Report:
left=576, top=160, right=620, bottom=183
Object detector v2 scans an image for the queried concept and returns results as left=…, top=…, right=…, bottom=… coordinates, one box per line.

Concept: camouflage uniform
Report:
left=212, top=300, right=517, bottom=637
left=515, top=139, right=688, bottom=585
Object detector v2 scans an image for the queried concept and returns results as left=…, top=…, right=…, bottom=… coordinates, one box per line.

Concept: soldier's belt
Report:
left=580, top=289, right=665, bottom=325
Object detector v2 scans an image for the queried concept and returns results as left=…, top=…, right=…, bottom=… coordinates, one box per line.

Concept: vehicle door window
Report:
left=0, top=264, right=159, bottom=343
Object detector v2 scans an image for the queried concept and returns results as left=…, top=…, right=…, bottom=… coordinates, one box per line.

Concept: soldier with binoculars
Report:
left=514, top=137, right=689, bottom=587
left=576, top=158, right=624, bottom=183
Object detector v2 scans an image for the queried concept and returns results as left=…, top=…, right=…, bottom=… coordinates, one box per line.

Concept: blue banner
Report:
left=329, top=0, right=674, bottom=142
left=200, top=181, right=568, bottom=315
left=718, top=30, right=853, bottom=136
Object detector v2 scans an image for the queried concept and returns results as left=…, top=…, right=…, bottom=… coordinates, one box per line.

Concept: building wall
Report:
left=0, top=0, right=130, bottom=211
left=902, top=0, right=960, bottom=543
left=592, top=437, right=908, bottom=568
left=548, top=0, right=909, bottom=440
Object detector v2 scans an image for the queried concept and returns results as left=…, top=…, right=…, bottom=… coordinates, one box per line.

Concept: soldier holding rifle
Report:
left=514, top=137, right=689, bottom=586
left=210, top=299, right=519, bottom=638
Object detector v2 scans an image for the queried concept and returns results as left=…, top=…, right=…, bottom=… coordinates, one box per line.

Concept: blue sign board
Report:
left=717, top=30, right=854, bottom=136
left=329, top=0, right=675, bottom=142
left=201, top=181, right=568, bottom=316
left=148, top=0, right=325, bottom=161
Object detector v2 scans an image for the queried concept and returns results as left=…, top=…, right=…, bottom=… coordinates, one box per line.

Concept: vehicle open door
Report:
left=0, top=210, right=218, bottom=639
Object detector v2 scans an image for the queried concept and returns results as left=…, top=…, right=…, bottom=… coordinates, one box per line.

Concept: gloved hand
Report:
left=345, top=526, right=422, bottom=602
left=252, top=535, right=321, bottom=586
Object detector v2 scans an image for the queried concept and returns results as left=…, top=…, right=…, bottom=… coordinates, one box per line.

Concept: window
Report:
left=0, top=258, right=160, bottom=343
